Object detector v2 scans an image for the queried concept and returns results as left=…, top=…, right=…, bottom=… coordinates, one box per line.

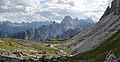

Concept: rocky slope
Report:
left=61, top=0, right=120, bottom=55
left=56, top=28, right=82, bottom=40
left=70, top=29, right=120, bottom=61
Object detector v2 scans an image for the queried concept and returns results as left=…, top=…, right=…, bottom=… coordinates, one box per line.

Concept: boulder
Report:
left=106, top=51, right=118, bottom=62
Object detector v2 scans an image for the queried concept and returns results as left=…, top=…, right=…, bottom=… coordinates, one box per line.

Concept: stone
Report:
left=106, top=51, right=118, bottom=62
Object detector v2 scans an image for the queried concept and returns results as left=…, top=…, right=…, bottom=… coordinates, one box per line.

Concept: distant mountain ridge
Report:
left=0, top=16, right=94, bottom=40
left=13, top=15, right=94, bottom=40
left=0, top=21, right=53, bottom=33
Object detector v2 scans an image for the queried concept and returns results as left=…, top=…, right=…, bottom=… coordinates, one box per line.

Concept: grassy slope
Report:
left=0, top=38, right=38, bottom=52
left=0, top=38, right=64, bottom=59
left=70, top=29, right=120, bottom=62
left=0, top=38, right=53, bottom=53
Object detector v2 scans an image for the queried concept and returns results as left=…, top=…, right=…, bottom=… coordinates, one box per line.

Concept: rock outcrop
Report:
left=106, top=51, right=118, bottom=62
left=24, top=28, right=35, bottom=40
left=101, top=0, right=120, bottom=19
left=100, top=6, right=111, bottom=19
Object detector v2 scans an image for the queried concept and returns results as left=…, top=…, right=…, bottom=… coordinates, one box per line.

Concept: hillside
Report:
left=0, top=38, right=65, bottom=60
left=70, top=29, right=120, bottom=61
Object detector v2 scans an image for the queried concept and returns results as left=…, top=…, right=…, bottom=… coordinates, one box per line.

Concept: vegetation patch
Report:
left=49, top=38, right=64, bottom=42
left=0, top=38, right=66, bottom=60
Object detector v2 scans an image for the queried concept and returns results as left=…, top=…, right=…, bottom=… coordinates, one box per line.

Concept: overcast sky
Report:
left=0, top=0, right=112, bottom=23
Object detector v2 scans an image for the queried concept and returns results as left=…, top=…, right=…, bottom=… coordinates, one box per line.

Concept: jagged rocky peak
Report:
left=85, top=18, right=94, bottom=23
left=61, top=15, right=72, bottom=23
left=73, top=17, right=79, bottom=21
left=52, top=21, right=58, bottom=25
left=110, top=0, right=120, bottom=14
left=24, top=28, right=36, bottom=40
left=64, top=15, right=72, bottom=20
left=101, top=0, right=120, bottom=19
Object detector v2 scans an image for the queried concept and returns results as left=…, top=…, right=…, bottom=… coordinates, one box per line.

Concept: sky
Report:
left=0, top=0, right=113, bottom=23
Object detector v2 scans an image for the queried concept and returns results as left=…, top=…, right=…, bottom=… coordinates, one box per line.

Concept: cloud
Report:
left=57, top=0, right=75, bottom=6
left=0, top=15, right=4, bottom=21
left=0, top=0, right=111, bottom=22
left=0, top=0, right=40, bottom=13
left=36, top=10, right=56, bottom=18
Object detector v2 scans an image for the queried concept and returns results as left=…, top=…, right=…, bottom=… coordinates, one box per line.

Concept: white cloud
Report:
left=0, top=0, right=40, bottom=13
left=0, top=0, right=111, bottom=22
left=0, top=16, right=4, bottom=21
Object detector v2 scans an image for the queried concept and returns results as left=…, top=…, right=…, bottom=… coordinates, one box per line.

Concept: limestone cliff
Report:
left=101, top=0, right=120, bottom=19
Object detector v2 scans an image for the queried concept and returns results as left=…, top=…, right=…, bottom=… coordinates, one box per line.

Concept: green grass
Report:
left=0, top=38, right=62, bottom=55
left=70, top=29, right=120, bottom=62
left=0, top=38, right=68, bottom=60
left=49, top=38, right=64, bottom=42
left=0, top=38, right=31, bottom=50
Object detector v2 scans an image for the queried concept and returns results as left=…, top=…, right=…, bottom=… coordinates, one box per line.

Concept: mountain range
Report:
left=14, top=16, right=94, bottom=40
left=0, top=21, right=53, bottom=33
left=0, top=16, right=94, bottom=40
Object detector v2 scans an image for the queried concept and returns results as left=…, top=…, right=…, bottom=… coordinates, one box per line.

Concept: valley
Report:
left=0, top=0, right=120, bottom=62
